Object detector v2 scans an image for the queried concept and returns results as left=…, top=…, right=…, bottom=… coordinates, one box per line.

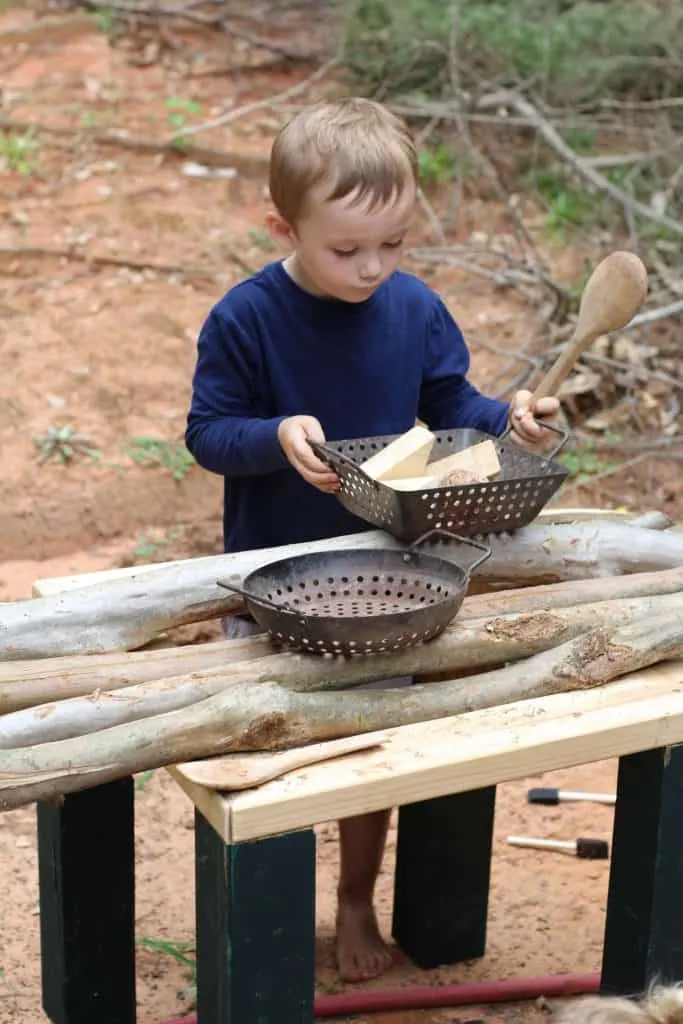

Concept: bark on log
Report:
left=3, top=592, right=683, bottom=748
left=2, top=566, right=683, bottom=715
left=1, top=612, right=681, bottom=810
left=3, top=521, right=683, bottom=660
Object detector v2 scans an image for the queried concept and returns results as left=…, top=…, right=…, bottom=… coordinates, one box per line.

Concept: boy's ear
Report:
left=266, top=211, right=295, bottom=251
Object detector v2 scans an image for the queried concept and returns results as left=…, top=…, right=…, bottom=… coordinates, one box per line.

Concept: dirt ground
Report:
left=0, top=6, right=681, bottom=1024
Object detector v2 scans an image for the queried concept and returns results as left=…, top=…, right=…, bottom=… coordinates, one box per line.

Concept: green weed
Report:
left=34, top=426, right=101, bottom=466
left=135, top=770, right=155, bottom=791
left=418, top=145, right=456, bottom=187
left=0, top=128, right=40, bottom=176
left=125, top=437, right=195, bottom=481
left=137, top=937, right=196, bottom=1003
left=248, top=228, right=276, bottom=252
left=132, top=530, right=177, bottom=559
left=166, top=97, right=203, bottom=148
left=559, top=446, right=617, bottom=485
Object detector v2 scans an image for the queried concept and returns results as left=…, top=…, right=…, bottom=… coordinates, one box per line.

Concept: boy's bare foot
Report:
left=336, top=898, right=394, bottom=982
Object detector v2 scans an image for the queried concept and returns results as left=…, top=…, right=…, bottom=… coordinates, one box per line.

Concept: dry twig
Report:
left=169, top=58, right=339, bottom=141
left=479, top=91, right=683, bottom=237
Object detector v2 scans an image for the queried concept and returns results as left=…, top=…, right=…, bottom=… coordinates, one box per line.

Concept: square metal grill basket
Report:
left=310, top=426, right=569, bottom=542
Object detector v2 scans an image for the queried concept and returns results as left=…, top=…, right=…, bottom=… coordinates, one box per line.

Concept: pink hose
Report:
left=161, top=971, right=600, bottom=1022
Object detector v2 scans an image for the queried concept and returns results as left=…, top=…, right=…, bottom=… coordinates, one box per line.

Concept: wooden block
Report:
left=360, top=426, right=436, bottom=481
left=426, top=440, right=501, bottom=482
left=384, top=475, right=440, bottom=492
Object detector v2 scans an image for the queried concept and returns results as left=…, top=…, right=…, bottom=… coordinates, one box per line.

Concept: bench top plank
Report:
left=169, top=660, right=683, bottom=844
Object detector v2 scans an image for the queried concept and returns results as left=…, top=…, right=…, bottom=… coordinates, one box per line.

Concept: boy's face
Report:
left=269, top=184, right=416, bottom=303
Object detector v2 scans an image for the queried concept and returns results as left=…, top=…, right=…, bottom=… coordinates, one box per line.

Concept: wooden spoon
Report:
left=175, top=731, right=390, bottom=791
left=532, top=250, right=648, bottom=401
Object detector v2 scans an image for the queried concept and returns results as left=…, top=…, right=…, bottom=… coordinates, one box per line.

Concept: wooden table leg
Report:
left=195, top=811, right=316, bottom=1023
left=392, top=787, right=496, bottom=968
left=37, top=777, right=136, bottom=1024
left=602, top=745, right=683, bottom=994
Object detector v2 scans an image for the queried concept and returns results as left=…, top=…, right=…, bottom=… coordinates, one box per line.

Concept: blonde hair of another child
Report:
left=556, top=985, right=683, bottom=1024
left=269, top=97, right=418, bottom=226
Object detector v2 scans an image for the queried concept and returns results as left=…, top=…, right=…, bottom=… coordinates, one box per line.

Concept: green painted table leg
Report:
left=37, top=777, right=136, bottom=1024
left=601, top=745, right=683, bottom=995
left=392, top=787, right=496, bottom=968
left=195, top=811, right=316, bottom=1023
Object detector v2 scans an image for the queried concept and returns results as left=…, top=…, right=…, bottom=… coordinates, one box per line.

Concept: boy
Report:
left=185, top=96, right=559, bottom=982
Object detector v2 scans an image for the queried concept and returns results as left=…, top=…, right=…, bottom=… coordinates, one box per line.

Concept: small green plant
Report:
left=137, top=937, right=196, bottom=1002
left=166, top=97, right=203, bottom=148
left=248, top=227, right=276, bottom=252
left=132, top=530, right=177, bottom=559
left=125, top=437, right=195, bottom=481
left=34, top=425, right=101, bottom=466
left=135, top=770, right=155, bottom=791
left=94, top=5, right=115, bottom=36
left=418, top=145, right=456, bottom=187
left=559, top=446, right=617, bottom=485
left=0, top=128, right=40, bottom=175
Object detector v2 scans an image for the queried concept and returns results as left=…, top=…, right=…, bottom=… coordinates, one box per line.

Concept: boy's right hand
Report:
left=278, top=415, right=340, bottom=493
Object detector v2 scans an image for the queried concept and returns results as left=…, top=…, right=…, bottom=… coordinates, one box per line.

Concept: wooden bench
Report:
left=31, top=564, right=683, bottom=1024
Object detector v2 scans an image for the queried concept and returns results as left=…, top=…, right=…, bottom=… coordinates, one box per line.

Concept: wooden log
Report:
left=3, top=566, right=683, bottom=716
left=3, top=521, right=683, bottom=661
left=2, top=592, right=683, bottom=748
left=1, top=611, right=681, bottom=811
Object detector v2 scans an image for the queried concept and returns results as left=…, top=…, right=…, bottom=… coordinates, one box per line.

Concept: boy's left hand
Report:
left=508, top=390, right=561, bottom=448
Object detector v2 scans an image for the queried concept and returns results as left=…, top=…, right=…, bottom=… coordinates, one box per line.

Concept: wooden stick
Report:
left=3, top=568, right=683, bottom=716
left=2, top=592, right=683, bottom=745
left=4, top=522, right=683, bottom=660
left=1, top=611, right=681, bottom=810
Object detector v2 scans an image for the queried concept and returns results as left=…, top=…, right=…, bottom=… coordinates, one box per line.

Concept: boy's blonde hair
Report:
left=556, top=985, right=683, bottom=1024
left=269, top=97, right=418, bottom=226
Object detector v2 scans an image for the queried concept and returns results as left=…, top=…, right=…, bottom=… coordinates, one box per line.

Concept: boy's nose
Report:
left=359, top=257, right=381, bottom=280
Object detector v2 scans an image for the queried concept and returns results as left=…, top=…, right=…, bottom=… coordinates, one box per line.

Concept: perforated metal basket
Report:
left=310, top=426, right=569, bottom=542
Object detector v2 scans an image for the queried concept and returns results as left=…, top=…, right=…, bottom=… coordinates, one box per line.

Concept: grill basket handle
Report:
left=500, top=418, right=570, bottom=459
left=409, top=529, right=492, bottom=575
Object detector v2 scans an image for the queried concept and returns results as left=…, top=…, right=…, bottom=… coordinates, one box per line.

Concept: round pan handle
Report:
left=409, top=529, right=492, bottom=575
left=215, top=577, right=281, bottom=613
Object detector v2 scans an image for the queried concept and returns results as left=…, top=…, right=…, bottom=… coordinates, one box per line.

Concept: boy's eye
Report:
left=384, top=238, right=404, bottom=249
left=332, top=248, right=357, bottom=258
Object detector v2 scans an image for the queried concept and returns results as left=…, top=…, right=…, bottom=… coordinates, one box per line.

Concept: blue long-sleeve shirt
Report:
left=185, top=260, right=509, bottom=552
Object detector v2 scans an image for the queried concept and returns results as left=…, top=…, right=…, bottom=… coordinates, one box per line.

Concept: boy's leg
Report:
left=337, top=809, right=393, bottom=981
left=336, top=674, right=412, bottom=983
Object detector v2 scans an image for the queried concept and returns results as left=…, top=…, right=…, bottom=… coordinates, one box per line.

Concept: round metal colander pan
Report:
left=217, top=531, right=490, bottom=656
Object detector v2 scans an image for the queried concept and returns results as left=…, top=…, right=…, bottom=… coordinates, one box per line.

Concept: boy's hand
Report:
left=508, top=390, right=561, bottom=448
left=278, top=415, right=340, bottom=493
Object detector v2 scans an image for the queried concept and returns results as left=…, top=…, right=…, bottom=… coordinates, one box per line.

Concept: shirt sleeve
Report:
left=185, top=308, right=288, bottom=477
left=418, top=298, right=510, bottom=436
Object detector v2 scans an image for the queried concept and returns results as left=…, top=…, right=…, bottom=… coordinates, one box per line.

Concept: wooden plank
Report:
left=30, top=508, right=633, bottom=596
left=166, top=662, right=682, bottom=844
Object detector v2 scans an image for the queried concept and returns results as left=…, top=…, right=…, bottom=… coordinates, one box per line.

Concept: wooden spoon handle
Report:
left=531, top=329, right=599, bottom=402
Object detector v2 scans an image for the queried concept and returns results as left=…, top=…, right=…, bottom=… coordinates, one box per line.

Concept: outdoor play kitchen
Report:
left=1, top=250, right=683, bottom=1024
